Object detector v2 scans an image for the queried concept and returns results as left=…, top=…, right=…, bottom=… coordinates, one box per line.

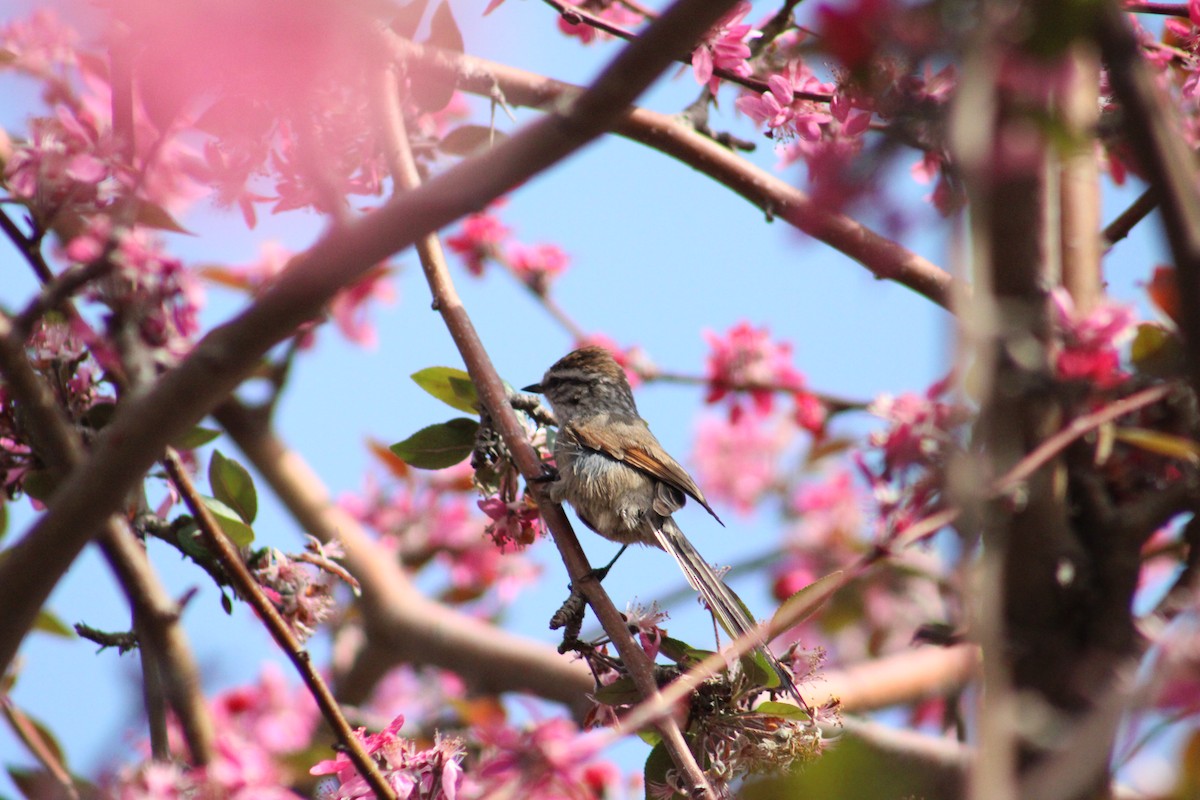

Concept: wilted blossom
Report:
left=310, top=715, right=465, bottom=800
left=477, top=493, right=543, bottom=549
left=251, top=548, right=338, bottom=642
left=691, top=1, right=757, bottom=92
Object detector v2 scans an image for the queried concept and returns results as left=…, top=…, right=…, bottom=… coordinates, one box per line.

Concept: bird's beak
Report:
left=522, top=382, right=543, bottom=393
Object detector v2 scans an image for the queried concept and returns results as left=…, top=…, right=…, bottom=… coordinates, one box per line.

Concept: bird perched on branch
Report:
left=525, top=345, right=803, bottom=706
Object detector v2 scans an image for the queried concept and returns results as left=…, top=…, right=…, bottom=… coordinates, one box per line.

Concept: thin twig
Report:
left=372, top=49, right=716, bottom=796
left=385, top=34, right=961, bottom=310
left=1, top=697, right=80, bottom=800
left=1102, top=187, right=1158, bottom=246
left=160, top=448, right=397, bottom=800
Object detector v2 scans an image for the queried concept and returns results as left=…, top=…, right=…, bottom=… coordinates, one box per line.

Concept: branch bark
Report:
left=0, top=0, right=747, bottom=687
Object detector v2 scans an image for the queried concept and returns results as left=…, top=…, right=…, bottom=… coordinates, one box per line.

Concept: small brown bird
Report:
left=525, top=345, right=801, bottom=703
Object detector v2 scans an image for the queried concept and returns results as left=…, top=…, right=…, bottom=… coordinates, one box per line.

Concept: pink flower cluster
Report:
left=691, top=412, right=791, bottom=514
left=1051, top=288, right=1135, bottom=389
left=111, top=666, right=319, bottom=800
left=0, top=320, right=106, bottom=499
left=445, top=203, right=569, bottom=294
left=477, top=493, right=544, bottom=550
left=471, top=718, right=617, bottom=799
left=691, top=2, right=757, bottom=92
left=856, top=376, right=968, bottom=541
left=339, top=468, right=540, bottom=606
left=703, top=321, right=826, bottom=432
left=311, top=716, right=464, bottom=800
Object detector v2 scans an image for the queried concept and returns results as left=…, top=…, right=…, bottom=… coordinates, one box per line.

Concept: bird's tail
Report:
left=655, top=518, right=806, bottom=709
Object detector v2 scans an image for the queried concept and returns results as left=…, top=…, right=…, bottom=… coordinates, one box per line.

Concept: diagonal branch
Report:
left=388, top=33, right=961, bottom=310
left=373, top=51, right=714, bottom=796
left=0, top=0, right=748, bottom=686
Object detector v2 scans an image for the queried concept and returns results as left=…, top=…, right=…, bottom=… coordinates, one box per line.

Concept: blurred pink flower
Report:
left=704, top=321, right=804, bottom=420
left=691, top=412, right=790, bottom=514
left=691, top=1, right=756, bottom=91
left=446, top=211, right=511, bottom=276
left=311, top=715, right=464, bottom=800
left=1051, top=288, right=1135, bottom=388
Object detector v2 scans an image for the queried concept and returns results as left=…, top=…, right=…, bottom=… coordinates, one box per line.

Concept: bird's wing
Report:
left=567, top=418, right=724, bottom=526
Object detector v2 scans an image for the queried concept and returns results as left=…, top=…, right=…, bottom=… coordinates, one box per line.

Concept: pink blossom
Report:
left=251, top=548, right=338, bottom=642
left=691, top=1, right=757, bottom=91
left=330, top=265, right=397, bottom=349
left=735, top=63, right=834, bottom=141
left=310, top=715, right=465, bottom=800
left=445, top=211, right=511, bottom=276
left=691, top=412, right=790, bottom=514
left=555, top=2, right=644, bottom=45
left=1050, top=288, right=1135, bottom=388
left=507, top=242, right=569, bottom=294
left=472, top=718, right=613, bottom=799
left=703, top=322, right=804, bottom=420
left=477, top=493, right=543, bottom=549
left=624, top=600, right=669, bottom=660
left=0, top=10, right=79, bottom=77
left=210, top=663, right=320, bottom=755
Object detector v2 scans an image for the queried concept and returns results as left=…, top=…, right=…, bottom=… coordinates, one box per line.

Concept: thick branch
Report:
left=387, top=34, right=961, bottom=310
left=375, top=49, right=712, bottom=793
left=0, top=0, right=748, bottom=683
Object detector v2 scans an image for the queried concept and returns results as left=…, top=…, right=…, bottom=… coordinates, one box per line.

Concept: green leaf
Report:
left=32, top=610, right=74, bottom=638
left=741, top=650, right=778, bottom=689
left=769, top=570, right=845, bottom=642
left=411, top=0, right=461, bottom=112
left=390, top=418, right=478, bottom=469
left=208, top=450, right=257, bottom=524
left=593, top=676, right=641, bottom=706
left=0, top=501, right=7, bottom=543
left=659, top=636, right=713, bottom=667
left=438, top=125, right=509, bottom=156
left=643, top=741, right=685, bottom=800
left=173, top=425, right=222, bottom=450
left=199, top=496, right=255, bottom=547
left=411, top=367, right=479, bottom=413
left=755, top=700, right=809, bottom=721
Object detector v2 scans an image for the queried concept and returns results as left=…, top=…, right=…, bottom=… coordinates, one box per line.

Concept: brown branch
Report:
left=808, top=645, right=979, bottom=712
left=1123, top=2, right=1189, bottom=16
left=1057, top=44, right=1103, bottom=313
left=1098, top=5, right=1200, bottom=400
left=385, top=34, right=962, bottom=310
left=160, top=449, right=396, bottom=800
left=1103, top=187, right=1157, bottom=246
left=0, top=312, right=215, bottom=767
left=1, top=696, right=80, bottom=800
left=213, top=399, right=593, bottom=712
left=374, top=52, right=714, bottom=794
left=0, top=0, right=757, bottom=686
